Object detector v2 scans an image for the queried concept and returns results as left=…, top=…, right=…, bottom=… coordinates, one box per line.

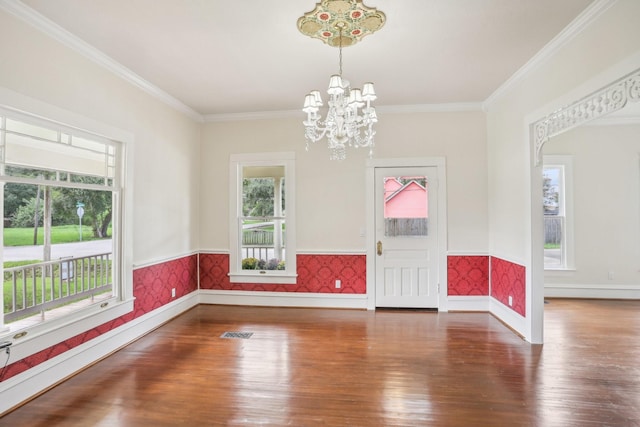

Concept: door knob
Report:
left=377, top=241, right=383, bottom=256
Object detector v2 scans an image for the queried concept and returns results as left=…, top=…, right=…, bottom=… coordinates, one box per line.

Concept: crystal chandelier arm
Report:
left=304, top=118, right=329, bottom=144
left=350, top=122, right=376, bottom=149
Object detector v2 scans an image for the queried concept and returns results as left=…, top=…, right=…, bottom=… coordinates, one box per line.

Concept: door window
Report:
left=383, top=175, right=428, bottom=237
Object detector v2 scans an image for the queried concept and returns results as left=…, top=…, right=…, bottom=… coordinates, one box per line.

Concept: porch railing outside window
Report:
left=3, top=253, right=112, bottom=323
left=241, top=227, right=285, bottom=270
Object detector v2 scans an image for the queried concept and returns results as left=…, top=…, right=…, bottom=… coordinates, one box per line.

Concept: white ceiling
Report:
left=17, top=0, right=597, bottom=118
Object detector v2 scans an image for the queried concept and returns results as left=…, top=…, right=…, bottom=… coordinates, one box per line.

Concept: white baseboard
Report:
left=447, top=296, right=490, bottom=311
left=489, top=297, right=526, bottom=338
left=545, top=283, right=640, bottom=299
left=0, top=293, right=199, bottom=415
left=199, top=290, right=368, bottom=309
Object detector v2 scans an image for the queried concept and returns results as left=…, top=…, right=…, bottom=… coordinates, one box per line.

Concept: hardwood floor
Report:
left=1, top=299, right=639, bottom=426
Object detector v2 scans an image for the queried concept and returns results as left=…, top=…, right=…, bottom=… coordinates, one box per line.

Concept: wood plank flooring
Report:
left=1, top=299, right=639, bottom=426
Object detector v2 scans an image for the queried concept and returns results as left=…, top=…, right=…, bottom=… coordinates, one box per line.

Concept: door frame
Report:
left=365, top=157, right=448, bottom=311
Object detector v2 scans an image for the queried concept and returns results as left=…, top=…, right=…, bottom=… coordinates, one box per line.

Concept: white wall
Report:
left=0, top=8, right=202, bottom=411
left=544, top=123, right=640, bottom=289
left=0, top=9, right=202, bottom=265
left=199, top=111, right=488, bottom=254
left=486, top=0, right=640, bottom=342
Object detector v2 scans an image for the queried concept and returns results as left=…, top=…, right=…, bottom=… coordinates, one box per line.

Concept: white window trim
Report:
left=0, top=97, right=134, bottom=352
left=543, top=155, right=574, bottom=271
left=228, top=152, right=297, bottom=284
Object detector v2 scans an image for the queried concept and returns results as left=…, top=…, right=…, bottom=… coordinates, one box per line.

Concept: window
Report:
left=0, top=105, right=131, bottom=337
left=383, top=176, right=428, bottom=237
left=543, top=155, right=574, bottom=270
left=229, top=153, right=296, bottom=284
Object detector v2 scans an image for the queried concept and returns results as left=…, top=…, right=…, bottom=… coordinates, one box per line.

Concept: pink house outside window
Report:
left=384, top=178, right=428, bottom=219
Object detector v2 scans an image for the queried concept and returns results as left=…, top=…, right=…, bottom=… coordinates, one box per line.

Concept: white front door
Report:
left=374, top=166, right=439, bottom=308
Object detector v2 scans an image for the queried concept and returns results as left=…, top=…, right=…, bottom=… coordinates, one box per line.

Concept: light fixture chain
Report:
left=338, top=26, right=343, bottom=77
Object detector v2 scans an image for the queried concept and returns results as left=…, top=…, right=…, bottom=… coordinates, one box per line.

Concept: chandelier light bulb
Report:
left=303, top=94, right=317, bottom=113
left=362, top=82, right=377, bottom=101
left=348, top=88, right=364, bottom=109
left=327, top=75, right=345, bottom=95
left=311, top=90, right=323, bottom=106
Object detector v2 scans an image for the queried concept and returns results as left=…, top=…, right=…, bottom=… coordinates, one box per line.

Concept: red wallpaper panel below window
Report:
left=199, top=253, right=366, bottom=293
left=1, top=255, right=198, bottom=382
left=490, top=257, right=526, bottom=317
left=447, top=255, right=489, bottom=296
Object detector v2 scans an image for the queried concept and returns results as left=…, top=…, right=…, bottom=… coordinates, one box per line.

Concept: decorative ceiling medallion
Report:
left=297, top=0, right=386, bottom=47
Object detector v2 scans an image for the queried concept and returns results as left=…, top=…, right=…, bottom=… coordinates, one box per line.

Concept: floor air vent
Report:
left=220, top=332, right=253, bottom=339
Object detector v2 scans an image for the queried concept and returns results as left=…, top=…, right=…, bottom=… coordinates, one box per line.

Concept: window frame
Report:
left=543, top=155, right=575, bottom=271
left=0, top=103, right=133, bottom=351
left=229, top=152, right=296, bottom=284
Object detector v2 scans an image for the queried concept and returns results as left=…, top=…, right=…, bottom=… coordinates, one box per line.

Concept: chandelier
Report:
left=298, top=0, right=386, bottom=161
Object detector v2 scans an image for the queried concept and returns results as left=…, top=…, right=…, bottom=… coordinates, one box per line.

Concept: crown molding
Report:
left=377, top=102, right=483, bottom=114
left=203, top=102, right=484, bottom=123
left=483, top=0, right=618, bottom=110
left=0, top=0, right=204, bottom=123
left=204, top=109, right=302, bottom=123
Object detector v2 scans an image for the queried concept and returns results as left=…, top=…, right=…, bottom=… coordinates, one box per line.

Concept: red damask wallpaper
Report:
left=1, top=255, right=198, bottom=382
left=2, top=253, right=527, bottom=385
left=447, top=256, right=489, bottom=296
left=490, top=257, right=526, bottom=316
left=199, top=253, right=366, bottom=293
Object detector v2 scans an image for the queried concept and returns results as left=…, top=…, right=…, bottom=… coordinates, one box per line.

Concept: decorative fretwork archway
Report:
left=533, top=68, right=640, bottom=165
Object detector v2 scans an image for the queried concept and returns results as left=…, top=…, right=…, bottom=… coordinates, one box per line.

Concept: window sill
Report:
left=0, top=298, right=135, bottom=362
left=229, top=272, right=297, bottom=284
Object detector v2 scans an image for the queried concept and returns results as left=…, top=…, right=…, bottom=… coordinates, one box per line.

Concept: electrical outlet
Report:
left=171, top=288, right=176, bottom=298
left=508, top=296, right=513, bottom=307
left=608, top=271, right=614, bottom=280
left=335, top=280, right=341, bottom=289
